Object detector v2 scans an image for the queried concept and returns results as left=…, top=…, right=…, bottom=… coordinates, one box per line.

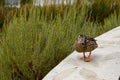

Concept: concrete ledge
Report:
left=43, top=26, right=120, bottom=80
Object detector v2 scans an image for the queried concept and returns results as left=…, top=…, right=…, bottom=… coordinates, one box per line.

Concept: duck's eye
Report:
left=82, top=43, right=84, bottom=45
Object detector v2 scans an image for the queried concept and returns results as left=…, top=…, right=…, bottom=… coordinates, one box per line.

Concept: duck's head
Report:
left=77, top=34, right=86, bottom=45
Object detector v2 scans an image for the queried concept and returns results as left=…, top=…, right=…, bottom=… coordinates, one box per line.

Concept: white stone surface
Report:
left=43, top=26, right=120, bottom=80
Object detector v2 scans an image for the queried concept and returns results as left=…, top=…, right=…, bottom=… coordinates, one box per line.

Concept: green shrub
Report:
left=0, top=0, right=120, bottom=29
left=87, top=0, right=120, bottom=24
left=0, top=5, right=86, bottom=79
left=21, top=0, right=32, bottom=5
left=0, top=7, right=19, bottom=29
left=0, top=0, right=4, bottom=6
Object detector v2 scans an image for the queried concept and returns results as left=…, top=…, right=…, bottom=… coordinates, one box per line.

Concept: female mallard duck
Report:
left=74, top=34, right=98, bottom=62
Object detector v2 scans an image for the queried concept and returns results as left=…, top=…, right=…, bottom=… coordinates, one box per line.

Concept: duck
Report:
left=74, top=34, right=98, bottom=62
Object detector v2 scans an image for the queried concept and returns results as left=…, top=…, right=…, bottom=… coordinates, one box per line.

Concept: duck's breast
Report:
left=74, top=41, right=85, bottom=52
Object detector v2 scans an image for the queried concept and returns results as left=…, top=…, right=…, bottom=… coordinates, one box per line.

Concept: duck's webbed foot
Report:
left=84, top=57, right=91, bottom=62
left=82, top=52, right=91, bottom=62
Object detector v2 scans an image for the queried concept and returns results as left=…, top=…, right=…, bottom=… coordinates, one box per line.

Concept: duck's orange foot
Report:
left=84, top=57, right=91, bottom=62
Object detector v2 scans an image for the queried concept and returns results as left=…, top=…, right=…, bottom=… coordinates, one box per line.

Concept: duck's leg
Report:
left=88, top=51, right=91, bottom=58
left=81, top=52, right=86, bottom=60
left=83, top=52, right=86, bottom=58
left=84, top=52, right=91, bottom=62
left=83, top=52, right=88, bottom=61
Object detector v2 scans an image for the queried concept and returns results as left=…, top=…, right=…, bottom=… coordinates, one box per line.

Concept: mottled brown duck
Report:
left=74, top=34, right=98, bottom=62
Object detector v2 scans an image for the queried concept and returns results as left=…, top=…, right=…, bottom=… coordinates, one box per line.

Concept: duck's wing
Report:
left=85, top=37, right=98, bottom=52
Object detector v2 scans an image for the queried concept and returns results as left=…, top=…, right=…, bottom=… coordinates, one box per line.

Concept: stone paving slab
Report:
left=43, top=26, right=120, bottom=80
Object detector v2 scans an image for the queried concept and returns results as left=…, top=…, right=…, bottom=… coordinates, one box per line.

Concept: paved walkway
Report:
left=43, top=26, right=120, bottom=80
